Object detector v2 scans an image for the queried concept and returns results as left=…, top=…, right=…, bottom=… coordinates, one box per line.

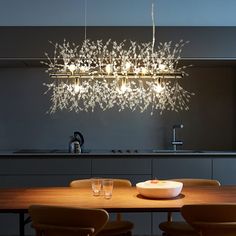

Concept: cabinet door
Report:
left=92, top=158, right=151, bottom=175
left=153, top=158, right=212, bottom=179
left=213, top=158, right=236, bottom=185
left=0, top=159, right=92, bottom=188
left=0, top=159, right=91, bottom=175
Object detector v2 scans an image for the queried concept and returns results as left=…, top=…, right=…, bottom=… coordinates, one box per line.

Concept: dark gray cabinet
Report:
left=213, top=158, right=236, bottom=185
left=153, top=158, right=212, bottom=179
left=0, top=159, right=92, bottom=188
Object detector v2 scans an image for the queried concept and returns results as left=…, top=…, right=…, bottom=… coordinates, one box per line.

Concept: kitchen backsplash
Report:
left=0, top=66, right=235, bottom=151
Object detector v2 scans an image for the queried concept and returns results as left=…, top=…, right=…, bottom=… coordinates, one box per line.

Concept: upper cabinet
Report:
left=0, top=26, right=236, bottom=67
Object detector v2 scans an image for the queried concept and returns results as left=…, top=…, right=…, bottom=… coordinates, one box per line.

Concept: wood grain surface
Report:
left=0, top=186, right=236, bottom=213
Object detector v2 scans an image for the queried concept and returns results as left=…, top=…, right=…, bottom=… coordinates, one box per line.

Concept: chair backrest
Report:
left=181, top=204, right=236, bottom=236
left=70, top=178, right=132, bottom=188
left=70, top=178, right=132, bottom=222
left=165, top=178, right=221, bottom=222
left=171, top=178, right=221, bottom=187
left=29, top=205, right=109, bottom=236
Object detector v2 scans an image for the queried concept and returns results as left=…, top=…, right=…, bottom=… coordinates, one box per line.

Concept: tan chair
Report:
left=181, top=204, right=236, bottom=236
left=70, top=178, right=134, bottom=236
left=70, top=178, right=133, bottom=188
left=29, top=205, right=109, bottom=236
left=159, top=178, right=221, bottom=236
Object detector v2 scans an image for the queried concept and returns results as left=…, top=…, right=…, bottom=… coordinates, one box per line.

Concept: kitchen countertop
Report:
left=0, top=149, right=236, bottom=157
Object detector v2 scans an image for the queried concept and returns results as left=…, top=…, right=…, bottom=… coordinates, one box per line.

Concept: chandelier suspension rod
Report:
left=84, top=0, right=87, bottom=43
left=151, top=1, right=156, bottom=54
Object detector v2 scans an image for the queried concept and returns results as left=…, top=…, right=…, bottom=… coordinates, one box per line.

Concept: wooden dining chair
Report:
left=70, top=178, right=134, bottom=236
left=159, top=178, right=221, bottom=236
left=29, top=205, right=109, bottom=236
left=181, top=204, right=236, bottom=236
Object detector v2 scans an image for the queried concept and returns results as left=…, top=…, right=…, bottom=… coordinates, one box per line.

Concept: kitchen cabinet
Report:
left=153, top=158, right=212, bottom=179
left=1, top=27, right=236, bottom=63
left=212, top=158, right=236, bottom=185
left=92, top=158, right=152, bottom=182
left=0, top=159, right=91, bottom=187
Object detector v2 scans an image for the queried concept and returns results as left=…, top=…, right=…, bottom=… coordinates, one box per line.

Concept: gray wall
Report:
left=0, top=65, right=235, bottom=152
left=1, top=0, right=236, bottom=26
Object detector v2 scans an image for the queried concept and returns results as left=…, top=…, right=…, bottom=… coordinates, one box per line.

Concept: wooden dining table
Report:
left=1, top=185, right=236, bottom=236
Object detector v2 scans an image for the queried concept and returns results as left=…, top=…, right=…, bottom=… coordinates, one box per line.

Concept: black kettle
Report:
left=69, top=131, right=84, bottom=153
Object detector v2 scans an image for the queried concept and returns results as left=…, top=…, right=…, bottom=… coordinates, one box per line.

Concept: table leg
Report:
left=19, top=213, right=25, bottom=236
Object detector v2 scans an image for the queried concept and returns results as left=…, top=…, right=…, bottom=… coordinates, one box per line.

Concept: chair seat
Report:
left=97, top=220, right=134, bottom=236
left=159, top=221, right=199, bottom=236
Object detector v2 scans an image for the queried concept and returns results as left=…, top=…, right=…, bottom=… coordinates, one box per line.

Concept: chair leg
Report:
left=116, top=213, right=122, bottom=222
left=167, top=212, right=172, bottom=222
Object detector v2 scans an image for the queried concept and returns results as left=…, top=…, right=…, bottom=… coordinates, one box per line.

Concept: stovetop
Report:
left=111, top=149, right=138, bottom=153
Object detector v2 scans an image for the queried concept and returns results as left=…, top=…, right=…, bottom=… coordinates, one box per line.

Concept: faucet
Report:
left=172, top=124, right=184, bottom=151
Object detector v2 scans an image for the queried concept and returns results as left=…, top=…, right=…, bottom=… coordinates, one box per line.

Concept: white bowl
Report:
left=136, top=180, right=183, bottom=199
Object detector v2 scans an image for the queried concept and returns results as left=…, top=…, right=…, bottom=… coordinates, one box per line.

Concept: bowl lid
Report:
left=136, top=180, right=183, bottom=189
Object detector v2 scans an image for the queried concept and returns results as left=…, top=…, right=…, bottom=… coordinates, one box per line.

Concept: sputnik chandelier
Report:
left=42, top=1, right=194, bottom=114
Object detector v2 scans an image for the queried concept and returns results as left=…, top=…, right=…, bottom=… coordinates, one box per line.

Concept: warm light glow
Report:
left=80, top=66, right=87, bottom=73
left=73, top=84, right=83, bottom=93
left=141, top=67, right=148, bottom=75
left=125, top=62, right=131, bottom=71
left=68, top=64, right=76, bottom=74
left=117, top=79, right=131, bottom=94
left=105, top=64, right=113, bottom=74
left=153, top=83, right=164, bottom=93
left=158, top=63, right=166, bottom=71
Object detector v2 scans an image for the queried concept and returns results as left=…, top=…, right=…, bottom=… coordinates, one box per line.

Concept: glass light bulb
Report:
left=68, top=64, right=76, bottom=74
left=117, top=80, right=130, bottom=94
left=125, top=62, right=131, bottom=71
left=159, top=63, right=166, bottom=71
left=134, top=67, right=140, bottom=74
left=120, top=84, right=127, bottom=93
left=80, top=66, right=86, bottom=73
left=74, top=85, right=80, bottom=93
left=73, top=84, right=85, bottom=93
left=141, top=67, right=148, bottom=75
left=153, top=83, right=164, bottom=93
left=105, top=64, right=113, bottom=74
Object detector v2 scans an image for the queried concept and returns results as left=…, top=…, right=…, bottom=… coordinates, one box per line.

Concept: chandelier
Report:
left=42, top=1, right=194, bottom=114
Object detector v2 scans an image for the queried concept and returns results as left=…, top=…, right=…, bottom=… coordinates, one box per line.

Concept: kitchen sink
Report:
left=152, top=149, right=204, bottom=153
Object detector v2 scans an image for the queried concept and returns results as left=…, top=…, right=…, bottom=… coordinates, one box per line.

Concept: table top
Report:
left=0, top=186, right=236, bottom=213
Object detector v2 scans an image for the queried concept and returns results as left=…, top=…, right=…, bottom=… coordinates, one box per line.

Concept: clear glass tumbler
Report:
left=103, top=179, right=113, bottom=199
left=91, top=178, right=102, bottom=196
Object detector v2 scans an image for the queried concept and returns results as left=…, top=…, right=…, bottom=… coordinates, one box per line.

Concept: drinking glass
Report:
left=103, top=179, right=113, bottom=199
left=91, top=178, right=102, bottom=196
